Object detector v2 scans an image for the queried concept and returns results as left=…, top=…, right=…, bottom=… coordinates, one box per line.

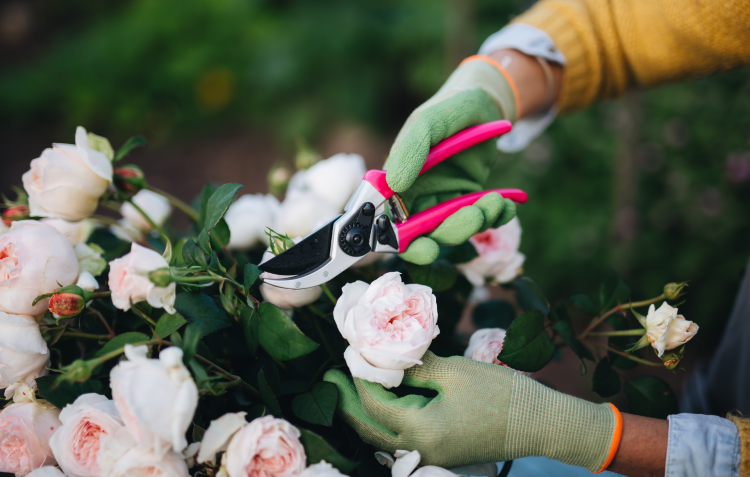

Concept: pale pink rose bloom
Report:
left=0, top=221, right=79, bottom=317
left=0, top=400, right=62, bottom=475
left=259, top=240, right=322, bottom=311
left=463, top=328, right=506, bottom=365
left=645, top=302, right=699, bottom=357
left=457, top=218, right=525, bottom=287
left=0, top=312, right=49, bottom=399
left=224, top=415, right=306, bottom=477
left=109, top=346, right=197, bottom=458
left=25, top=466, right=66, bottom=477
left=334, top=272, right=439, bottom=388
left=108, top=243, right=175, bottom=314
left=39, top=219, right=96, bottom=246
left=22, top=127, right=113, bottom=221
left=225, top=194, right=280, bottom=250
left=120, top=190, right=172, bottom=235
left=196, top=412, right=248, bottom=465
left=103, top=446, right=188, bottom=477
left=297, top=461, right=346, bottom=477
left=49, top=394, right=124, bottom=477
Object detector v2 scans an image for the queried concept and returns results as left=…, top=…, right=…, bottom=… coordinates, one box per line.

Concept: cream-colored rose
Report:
left=0, top=397, right=62, bottom=475
left=26, top=466, right=66, bottom=477
left=463, top=328, right=506, bottom=365
left=108, top=243, right=175, bottom=314
left=120, top=190, right=172, bottom=235
left=40, top=219, right=96, bottom=246
left=74, top=243, right=106, bottom=277
left=49, top=394, right=124, bottom=477
left=645, top=302, right=699, bottom=357
left=22, top=127, right=113, bottom=221
left=103, top=445, right=189, bottom=477
left=109, top=346, right=197, bottom=457
left=275, top=191, right=339, bottom=239
left=456, top=218, right=525, bottom=287
left=225, top=194, right=280, bottom=250
left=0, top=221, right=79, bottom=317
left=259, top=240, right=322, bottom=310
left=0, top=312, right=49, bottom=399
left=334, top=272, right=439, bottom=388
left=297, top=462, right=347, bottom=477
left=288, top=153, right=367, bottom=211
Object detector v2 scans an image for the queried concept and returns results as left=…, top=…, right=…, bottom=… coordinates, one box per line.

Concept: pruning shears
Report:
left=259, top=120, right=527, bottom=289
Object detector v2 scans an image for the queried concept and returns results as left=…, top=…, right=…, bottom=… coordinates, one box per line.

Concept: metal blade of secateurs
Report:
left=258, top=217, right=339, bottom=276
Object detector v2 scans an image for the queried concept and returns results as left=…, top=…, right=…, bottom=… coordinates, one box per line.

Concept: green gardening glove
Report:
left=323, top=352, right=621, bottom=473
left=385, top=56, right=520, bottom=265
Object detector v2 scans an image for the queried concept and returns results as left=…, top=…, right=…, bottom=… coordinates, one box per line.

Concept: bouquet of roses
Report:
left=0, top=127, right=698, bottom=477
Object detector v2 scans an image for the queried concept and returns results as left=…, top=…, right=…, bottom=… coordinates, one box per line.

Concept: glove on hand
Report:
left=324, top=352, right=622, bottom=473
left=385, top=56, right=520, bottom=265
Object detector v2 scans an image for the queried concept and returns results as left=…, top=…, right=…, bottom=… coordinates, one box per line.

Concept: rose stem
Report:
left=131, top=305, right=158, bottom=327
left=579, top=294, right=666, bottom=338
left=87, top=308, right=115, bottom=337
left=586, top=329, right=647, bottom=337
left=124, top=198, right=170, bottom=244
left=145, top=185, right=200, bottom=223
left=63, top=331, right=111, bottom=340
left=582, top=340, right=662, bottom=367
left=320, top=284, right=337, bottom=306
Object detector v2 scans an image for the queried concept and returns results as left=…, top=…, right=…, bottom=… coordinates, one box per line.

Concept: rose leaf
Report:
left=258, top=303, right=319, bottom=360
left=300, top=429, right=358, bottom=473
left=36, top=375, right=105, bottom=409
left=204, top=183, right=243, bottom=232
left=239, top=307, right=260, bottom=357
left=292, top=381, right=339, bottom=426
left=599, top=268, right=631, bottom=311
left=514, top=276, right=549, bottom=316
left=174, top=292, right=232, bottom=336
left=154, top=312, right=187, bottom=340
left=94, top=331, right=150, bottom=357
left=497, top=310, right=555, bottom=372
left=258, top=369, right=283, bottom=417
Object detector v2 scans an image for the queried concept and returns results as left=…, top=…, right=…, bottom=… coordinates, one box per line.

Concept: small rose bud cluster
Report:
left=2, top=204, right=30, bottom=226
left=113, top=164, right=146, bottom=194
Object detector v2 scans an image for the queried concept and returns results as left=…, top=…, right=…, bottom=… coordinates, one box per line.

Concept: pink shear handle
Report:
left=395, top=189, right=527, bottom=253
left=363, top=120, right=512, bottom=200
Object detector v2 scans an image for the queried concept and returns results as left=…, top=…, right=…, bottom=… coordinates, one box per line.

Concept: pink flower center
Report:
left=71, top=420, right=107, bottom=472
left=371, top=293, right=429, bottom=342
left=470, top=229, right=503, bottom=256
left=247, top=445, right=296, bottom=477
left=0, top=417, right=31, bottom=474
left=0, top=240, right=19, bottom=283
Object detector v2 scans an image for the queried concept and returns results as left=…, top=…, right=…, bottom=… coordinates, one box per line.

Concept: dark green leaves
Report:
left=497, top=310, right=555, bottom=372
left=472, top=300, right=515, bottom=329
left=552, top=322, right=594, bottom=374
left=174, top=292, right=232, bottom=336
left=258, top=303, right=319, bottom=360
left=591, top=358, right=620, bottom=397
left=441, top=242, right=478, bottom=264
left=244, top=263, right=261, bottom=297
left=569, top=294, right=599, bottom=315
left=95, top=332, right=149, bottom=357
left=515, top=277, right=549, bottom=316
left=205, top=183, right=243, bottom=232
left=240, top=307, right=260, bottom=357
left=404, top=258, right=457, bottom=292
left=181, top=322, right=205, bottom=364
left=300, top=429, right=358, bottom=473
left=258, top=369, right=283, bottom=417
left=625, top=376, right=678, bottom=419
left=600, top=268, right=631, bottom=311
left=292, top=382, right=339, bottom=426
left=154, top=312, right=187, bottom=339
left=36, top=375, right=105, bottom=408
left=114, top=135, right=147, bottom=161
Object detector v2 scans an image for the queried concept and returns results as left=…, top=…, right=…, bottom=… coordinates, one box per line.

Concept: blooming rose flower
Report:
left=108, top=243, right=176, bottom=314
left=0, top=392, right=62, bottom=475
left=109, top=346, right=197, bottom=457
left=334, top=272, right=439, bottom=388
left=26, top=466, right=66, bottom=477
left=22, top=127, right=113, bottom=221
left=120, top=190, right=172, bottom=235
left=259, top=240, right=322, bottom=310
left=49, top=394, right=125, bottom=477
left=297, top=462, right=346, bottom=477
left=102, top=445, right=189, bottom=477
left=456, top=218, right=525, bottom=287
left=225, top=194, right=280, bottom=250
left=645, top=302, right=699, bottom=357
left=288, top=153, right=367, bottom=211
left=275, top=191, right=339, bottom=239
left=0, top=312, right=49, bottom=398
left=0, top=221, right=79, bottom=317
left=464, top=328, right=506, bottom=365
left=40, top=219, right=96, bottom=246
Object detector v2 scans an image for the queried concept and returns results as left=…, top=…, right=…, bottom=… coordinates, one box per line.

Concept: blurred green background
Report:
left=1, top=0, right=749, bottom=361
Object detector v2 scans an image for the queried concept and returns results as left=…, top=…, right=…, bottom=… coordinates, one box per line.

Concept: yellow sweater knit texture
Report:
left=514, top=0, right=750, bottom=112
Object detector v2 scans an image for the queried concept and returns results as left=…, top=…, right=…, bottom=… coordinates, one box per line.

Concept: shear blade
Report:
left=258, top=217, right=338, bottom=276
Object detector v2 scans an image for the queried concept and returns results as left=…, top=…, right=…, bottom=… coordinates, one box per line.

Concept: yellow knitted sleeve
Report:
left=513, top=0, right=750, bottom=112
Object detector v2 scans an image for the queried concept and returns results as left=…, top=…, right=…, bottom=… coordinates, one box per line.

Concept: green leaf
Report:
left=162, top=236, right=173, bottom=264
left=205, top=183, right=243, bottom=232
left=551, top=319, right=594, bottom=373
left=36, top=375, right=105, bottom=408
left=258, top=303, right=319, bottom=360
left=210, top=218, right=231, bottom=248
left=599, top=268, right=631, bottom=311
left=300, top=429, right=358, bottom=473
left=591, top=358, right=620, bottom=397
left=95, top=332, right=150, bottom=357
left=182, top=322, right=205, bottom=364
left=197, top=229, right=211, bottom=255
left=244, top=264, right=262, bottom=297
left=548, top=300, right=571, bottom=323
left=194, top=249, right=208, bottom=269
left=258, top=369, right=283, bottom=417
left=606, top=315, right=640, bottom=369
left=192, top=423, right=206, bottom=443
left=625, top=376, right=679, bottom=419
left=239, top=307, right=260, bottom=357
left=514, top=277, right=549, bottom=316
left=174, top=293, right=232, bottom=335
left=497, top=310, right=555, bottom=372
left=569, top=294, right=599, bottom=316
left=181, top=239, right=197, bottom=265
left=440, top=242, right=478, bottom=264
left=292, top=382, right=339, bottom=426
left=114, top=135, right=147, bottom=161
left=471, top=300, right=515, bottom=329
left=403, top=258, right=457, bottom=292
left=154, top=312, right=187, bottom=339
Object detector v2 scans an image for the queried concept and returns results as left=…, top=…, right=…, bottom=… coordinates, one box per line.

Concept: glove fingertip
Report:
left=399, top=237, right=440, bottom=265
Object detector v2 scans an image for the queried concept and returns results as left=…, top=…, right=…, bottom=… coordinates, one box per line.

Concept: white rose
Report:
left=457, top=218, right=525, bottom=287
left=74, top=242, right=106, bottom=277
left=0, top=312, right=49, bottom=398
left=104, top=446, right=189, bottom=477
left=275, top=191, right=339, bottom=239
left=645, top=302, right=699, bottom=357
left=0, top=221, right=79, bottom=316
left=259, top=240, right=322, bottom=310
left=288, top=153, right=366, bottom=211
left=334, top=272, right=439, bottom=388
left=26, top=466, right=67, bottom=477
left=76, top=271, right=99, bottom=293
left=49, top=394, right=125, bottom=477
left=297, top=462, right=347, bottom=477
left=22, top=127, right=113, bottom=221
left=109, top=346, right=198, bottom=457
left=464, top=328, right=506, bottom=365
left=225, top=194, right=280, bottom=250
left=120, top=190, right=172, bottom=234
left=108, top=243, right=175, bottom=314
left=40, top=218, right=96, bottom=246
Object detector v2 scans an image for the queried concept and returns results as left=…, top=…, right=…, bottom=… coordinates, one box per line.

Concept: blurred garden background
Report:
left=2, top=0, right=749, bottom=400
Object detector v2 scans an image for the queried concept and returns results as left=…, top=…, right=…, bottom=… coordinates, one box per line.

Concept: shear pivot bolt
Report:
left=323, top=271, right=329, bottom=277
left=295, top=282, right=301, bottom=288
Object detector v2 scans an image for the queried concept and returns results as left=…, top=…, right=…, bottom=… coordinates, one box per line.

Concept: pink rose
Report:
left=0, top=399, right=62, bottom=475
left=49, top=394, right=125, bottom=477
left=109, top=346, right=197, bottom=457
left=463, top=328, right=506, bottom=365
left=457, top=218, right=525, bottom=287
left=0, top=221, right=79, bottom=317
left=102, top=446, right=189, bottom=477
left=333, top=272, right=439, bottom=388
left=0, top=312, right=49, bottom=399
left=108, top=243, right=176, bottom=314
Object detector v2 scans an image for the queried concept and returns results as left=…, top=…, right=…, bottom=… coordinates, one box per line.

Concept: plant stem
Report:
left=192, top=354, right=261, bottom=398
left=579, top=294, right=665, bottom=338
left=63, top=331, right=111, bottom=340
left=586, top=329, right=647, bottom=337
left=320, top=284, right=337, bottom=305
left=583, top=340, right=662, bottom=367
left=132, top=306, right=157, bottom=327
left=92, top=292, right=111, bottom=299
left=125, top=198, right=169, bottom=243
left=87, top=309, right=115, bottom=337
left=175, top=275, right=228, bottom=284
left=146, top=185, right=200, bottom=222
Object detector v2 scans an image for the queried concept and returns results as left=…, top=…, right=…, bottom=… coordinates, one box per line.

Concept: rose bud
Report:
left=148, top=268, right=175, bottom=287
left=49, top=292, right=86, bottom=317
left=113, top=164, right=145, bottom=194
left=2, top=204, right=30, bottom=226
left=663, top=281, right=688, bottom=301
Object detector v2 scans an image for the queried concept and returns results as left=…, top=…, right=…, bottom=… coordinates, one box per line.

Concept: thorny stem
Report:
left=579, top=294, right=666, bottom=338
left=146, top=185, right=200, bottom=222
left=320, top=284, right=337, bottom=306
left=582, top=340, right=662, bottom=367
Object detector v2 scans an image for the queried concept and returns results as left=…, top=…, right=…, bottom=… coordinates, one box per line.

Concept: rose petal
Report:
left=197, top=412, right=248, bottom=464
left=392, top=450, right=421, bottom=477
left=344, top=347, right=404, bottom=388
